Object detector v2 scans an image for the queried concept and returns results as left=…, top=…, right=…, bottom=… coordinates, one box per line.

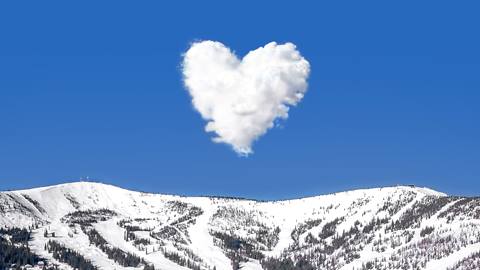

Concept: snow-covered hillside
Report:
left=1, top=182, right=479, bottom=270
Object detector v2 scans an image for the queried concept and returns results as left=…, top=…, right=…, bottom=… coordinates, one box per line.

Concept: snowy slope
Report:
left=1, top=182, right=479, bottom=270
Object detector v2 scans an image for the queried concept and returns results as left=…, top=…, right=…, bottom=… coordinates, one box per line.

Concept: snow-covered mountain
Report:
left=1, top=182, right=479, bottom=270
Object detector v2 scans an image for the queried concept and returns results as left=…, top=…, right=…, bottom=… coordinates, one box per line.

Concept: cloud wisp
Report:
left=182, top=41, right=310, bottom=155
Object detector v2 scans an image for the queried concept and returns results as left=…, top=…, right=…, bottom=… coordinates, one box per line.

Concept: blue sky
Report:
left=0, top=1, right=479, bottom=199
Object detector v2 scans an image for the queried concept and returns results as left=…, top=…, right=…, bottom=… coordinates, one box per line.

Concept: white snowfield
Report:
left=0, top=182, right=479, bottom=270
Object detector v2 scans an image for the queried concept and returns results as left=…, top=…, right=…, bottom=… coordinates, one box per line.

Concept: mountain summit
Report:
left=1, top=182, right=479, bottom=270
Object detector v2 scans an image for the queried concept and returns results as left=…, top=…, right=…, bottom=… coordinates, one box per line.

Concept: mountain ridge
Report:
left=1, top=181, right=479, bottom=270
left=1, top=180, right=447, bottom=202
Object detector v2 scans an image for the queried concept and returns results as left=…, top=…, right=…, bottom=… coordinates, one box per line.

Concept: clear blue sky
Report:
left=0, top=1, right=479, bottom=199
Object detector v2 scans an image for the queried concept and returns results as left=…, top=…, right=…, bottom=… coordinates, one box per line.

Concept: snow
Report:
left=1, top=181, right=478, bottom=270
left=186, top=198, right=232, bottom=270
left=240, top=260, right=263, bottom=270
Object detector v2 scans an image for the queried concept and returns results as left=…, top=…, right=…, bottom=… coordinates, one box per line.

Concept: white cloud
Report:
left=182, top=41, right=310, bottom=155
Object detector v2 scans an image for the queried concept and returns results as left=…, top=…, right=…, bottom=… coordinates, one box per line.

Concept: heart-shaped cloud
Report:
left=182, top=41, right=310, bottom=155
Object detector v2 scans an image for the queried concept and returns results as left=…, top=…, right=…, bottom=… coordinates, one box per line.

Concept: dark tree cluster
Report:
left=211, top=206, right=281, bottom=251
left=420, top=226, right=435, bottom=237
left=160, top=247, right=202, bottom=270
left=255, top=227, right=280, bottom=250
left=117, top=218, right=156, bottom=232
left=362, top=217, right=388, bottom=234
left=123, top=225, right=152, bottom=232
left=438, top=197, right=480, bottom=221
left=61, top=209, right=117, bottom=226
left=212, top=231, right=264, bottom=261
left=0, top=228, right=45, bottom=269
left=291, top=218, right=322, bottom=244
left=171, top=206, right=203, bottom=226
left=143, top=264, right=156, bottom=270
left=151, top=226, right=188, bottom=245
left=45, top=240, right=97, bottom=270
left=0, top=227, right=31, bottom=243
left=166, top=201, right=203, bottom=227
left=318, top=218, right=343, bottom=239
left=389, top=196, right=454, bottom=231
left=134, top=238, right=151, bottom=246
left=82, top=227, right=145, bottom=267
left=261, top=256, right=316, bottom=270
